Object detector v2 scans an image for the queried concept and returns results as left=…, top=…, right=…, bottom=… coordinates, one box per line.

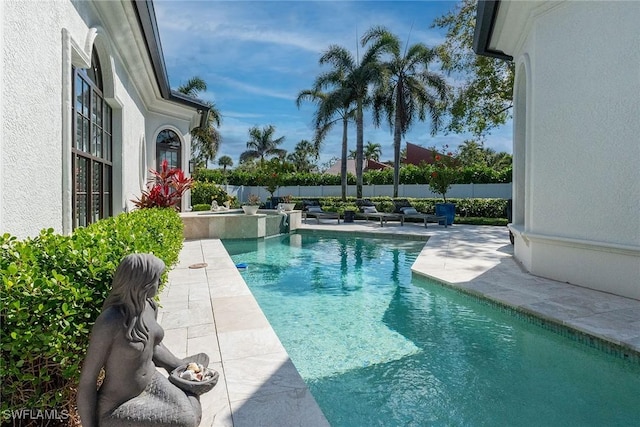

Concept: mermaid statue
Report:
left=77, top=253, right=212, bottom=427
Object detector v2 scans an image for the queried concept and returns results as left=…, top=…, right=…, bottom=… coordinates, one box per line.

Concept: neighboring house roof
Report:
left=405, top=142, right=438, bottom=166
left=473, top=0, right=513, bottom=60
left=366, top=159, right=391, bottom=171
left=324, top=159, right=389, bottom=176
left=325, top=143, right=441, bottom=175
left=131, top=0, right=210, bottom=125
left=325, top=159, right=361, bottom=176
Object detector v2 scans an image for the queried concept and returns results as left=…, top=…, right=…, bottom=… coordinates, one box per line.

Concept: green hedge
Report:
left=191, top=181, right=233, bottom=205
left=0, top=208, right=184, bottom=419
left=194, top=164, right=511, bottom=186
left=192, top=204, right=212, bottom=212
left=289, top=197, right=508, bottom=218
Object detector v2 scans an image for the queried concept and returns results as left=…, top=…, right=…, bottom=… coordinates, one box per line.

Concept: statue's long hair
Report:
left=102, top=253, right=165, bottom=344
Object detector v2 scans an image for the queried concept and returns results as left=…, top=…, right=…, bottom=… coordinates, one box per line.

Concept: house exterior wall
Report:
left=505, top=1, right=640, bottom=299
left=3, top=1, right=68, bottom=239
left=2, top=0, right=197, bottom=239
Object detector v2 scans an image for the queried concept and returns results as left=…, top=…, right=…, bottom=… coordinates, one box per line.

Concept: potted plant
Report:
left=261, top=170, right=280, bottom=208
left=242, top=194, right=261, bottom=215
left=428, top=147, right=458, bottom=225
left=341, top=205, right=358, bottom=223
left=280, top=194, right=296, bottom=211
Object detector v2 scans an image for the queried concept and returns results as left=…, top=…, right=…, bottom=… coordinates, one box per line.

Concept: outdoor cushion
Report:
left=401, top=207, right=418, bottom=215
left=363, top=206, right=378, bottom=214
left=307, top=206, right=323, bottom=213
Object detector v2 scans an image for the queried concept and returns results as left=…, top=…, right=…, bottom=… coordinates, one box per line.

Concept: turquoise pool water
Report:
left=223, top=234, right=640, bottom=426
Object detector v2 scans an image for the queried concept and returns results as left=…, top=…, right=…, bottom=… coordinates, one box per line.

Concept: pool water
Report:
left=223, top=234, right=640, bottom=427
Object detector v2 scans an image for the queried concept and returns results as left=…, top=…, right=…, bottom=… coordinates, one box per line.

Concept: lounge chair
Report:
left=302, top=201, right=341, bottom=224
left=393, top=199, right=447, bottom=228
left=356, top=200, right=403, bottom=227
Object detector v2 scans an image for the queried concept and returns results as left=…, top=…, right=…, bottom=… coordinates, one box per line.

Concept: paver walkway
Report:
left=158, top=220, right=640, bottom=426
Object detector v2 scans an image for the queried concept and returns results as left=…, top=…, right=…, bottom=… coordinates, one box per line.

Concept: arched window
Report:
left=72, top=48, right=112, bottom=228
left=156, top=129, right=181, bottom=170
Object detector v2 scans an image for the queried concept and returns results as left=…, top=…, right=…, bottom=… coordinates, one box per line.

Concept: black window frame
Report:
left=72, top=49, right=113, bottom=229
left=156, top=128, right=182, bottom=171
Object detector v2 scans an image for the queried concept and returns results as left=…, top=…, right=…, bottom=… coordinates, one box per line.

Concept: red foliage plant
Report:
left=132, top=159, right=194, bottom=210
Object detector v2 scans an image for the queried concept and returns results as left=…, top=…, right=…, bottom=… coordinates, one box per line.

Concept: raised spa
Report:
left=180, top=209, right=302, bottom=240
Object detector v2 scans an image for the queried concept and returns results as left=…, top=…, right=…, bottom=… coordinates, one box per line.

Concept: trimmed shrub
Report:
left=197, top=164, right=510, bottom=187
left=1, top=208, right=184, bottom=421
left=193, top=168, right=226, bottom=183
left=312, top=197, right=508, bottom=218
left=192, top=204, right=211, bottom=211
left=191, top=181, right=231, bottom=205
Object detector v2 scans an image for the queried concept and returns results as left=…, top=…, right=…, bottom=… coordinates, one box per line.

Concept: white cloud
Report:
left=155, top=1, right=513, bottom=166
left=215, top=76, right=297, bottom=101
left=224, top=111, right=266, bottom=119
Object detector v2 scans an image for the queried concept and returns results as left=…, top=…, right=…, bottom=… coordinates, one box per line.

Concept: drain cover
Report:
left=188, top=263, right=208, bottom=269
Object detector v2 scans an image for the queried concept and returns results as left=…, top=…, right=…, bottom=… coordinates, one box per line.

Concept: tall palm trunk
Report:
left=341, top=116, right=349, bottom=201
left=393, top=118, right=403, bottom=198
left=393, top=80, right=405, bottom=198
left=356, top=99, right=364, bottom=199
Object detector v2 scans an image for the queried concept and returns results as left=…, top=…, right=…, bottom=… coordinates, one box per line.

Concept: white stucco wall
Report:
left=2, top=0, right=197, bottom=239
left=507, top=1, right=640, bottom=299
left=2, top=1, right=68, bottom=238
left=529, top=2, right=640, bottom=245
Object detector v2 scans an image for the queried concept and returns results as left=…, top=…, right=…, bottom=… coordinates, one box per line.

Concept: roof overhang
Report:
left=130, top=0, right=210, bottom=116
left=473, top=0, right=513, bottom=61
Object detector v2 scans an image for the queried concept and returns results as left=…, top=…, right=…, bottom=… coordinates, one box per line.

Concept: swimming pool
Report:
left=223, top=234, right=640, bottom=426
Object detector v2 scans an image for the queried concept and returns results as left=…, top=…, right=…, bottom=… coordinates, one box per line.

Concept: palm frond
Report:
left=177, top=76, right=207, bottom=97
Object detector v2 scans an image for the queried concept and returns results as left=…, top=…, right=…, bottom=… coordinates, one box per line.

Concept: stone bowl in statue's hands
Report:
left=169, top=364, right=219, bottom=395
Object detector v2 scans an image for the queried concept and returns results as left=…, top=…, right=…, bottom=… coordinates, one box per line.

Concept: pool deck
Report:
left=157, top=219, right=640, bottom=427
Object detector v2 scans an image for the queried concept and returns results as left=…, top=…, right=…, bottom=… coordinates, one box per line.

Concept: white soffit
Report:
left=91, top=1, right=198, bottom=120
left=489, top=0, right=559, bottom=57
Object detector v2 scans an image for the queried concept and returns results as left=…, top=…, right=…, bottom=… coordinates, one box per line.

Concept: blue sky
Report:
left=154, top=0, right=512, bottom=168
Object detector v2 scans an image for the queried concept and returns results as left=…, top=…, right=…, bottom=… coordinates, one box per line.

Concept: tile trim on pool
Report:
left=411, top=273, right=640, bottom=365
left=294, top=228, right=430, bottom=241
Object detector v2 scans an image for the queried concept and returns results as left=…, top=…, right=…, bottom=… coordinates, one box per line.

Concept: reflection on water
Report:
left=223, top=234, right=640, bottom=427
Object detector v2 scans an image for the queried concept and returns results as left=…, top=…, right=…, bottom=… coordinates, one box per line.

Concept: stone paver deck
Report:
left=158, top=219, right=640, bottom=426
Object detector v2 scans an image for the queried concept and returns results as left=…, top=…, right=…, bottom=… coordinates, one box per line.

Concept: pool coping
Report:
left=158, top=221, right=640, bottom=426
left=408, top=225, right=640, bottom=361
left=411, top=275, right=640, bottom=363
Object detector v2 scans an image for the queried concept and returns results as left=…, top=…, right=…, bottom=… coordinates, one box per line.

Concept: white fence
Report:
left=217, top=183, right=511, bottom=204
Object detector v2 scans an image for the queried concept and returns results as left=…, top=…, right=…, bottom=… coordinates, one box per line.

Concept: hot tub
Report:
left=181, top=210, right=302, bottom=240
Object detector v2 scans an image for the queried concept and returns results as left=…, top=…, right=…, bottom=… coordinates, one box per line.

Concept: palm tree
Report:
left=364, top=141, right=382, bottom=161
left=457, top=140, right=485, bottom=167
left=487, top=151, right=512, bottom=171
left=217, top=155, right=233, bottom=172
left=318, top=41, right=385, bottom=199
left=287, top=139, right=316, bottom=173
left=296, top=86, right=354, bottom=200
left=362, top=26, right=449, bottom=197
left=177, top=77, right=222, bottom=169
left=240, top=125, right=286, bottom=164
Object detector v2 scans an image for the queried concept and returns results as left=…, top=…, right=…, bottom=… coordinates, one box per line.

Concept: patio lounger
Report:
left=304, top=205, right=341, bottom=224
left=356, top=200, right=403, bottom=227
left=400, top=207, right=447, bottom=228
left=393, top=199, right=447, bottom=228
left=361, top=211, right=404, bottom=227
